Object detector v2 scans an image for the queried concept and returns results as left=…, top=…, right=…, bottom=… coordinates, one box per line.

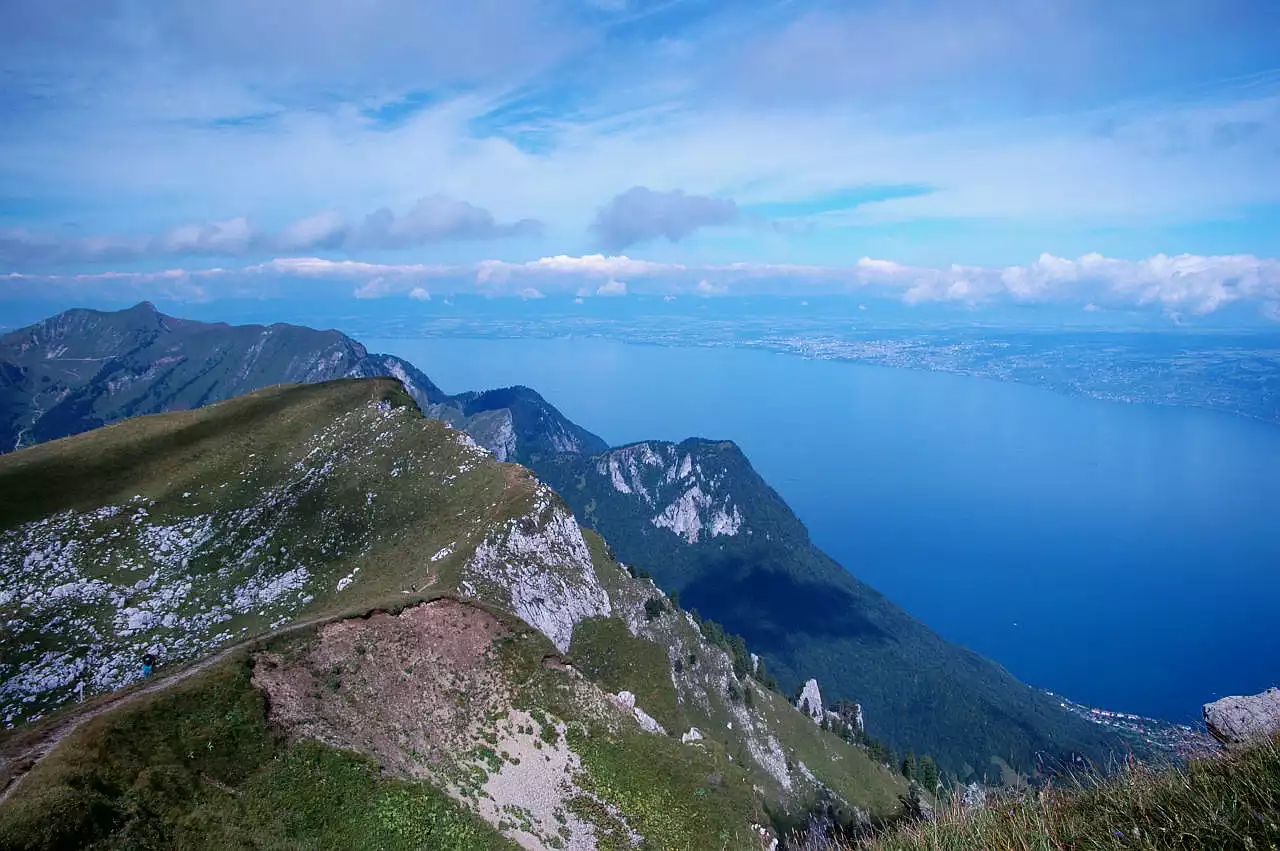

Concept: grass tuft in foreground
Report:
left=838, top=735, right=1280, bottom=851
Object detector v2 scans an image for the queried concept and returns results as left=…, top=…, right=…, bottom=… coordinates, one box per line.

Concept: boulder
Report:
left=1204, top=687, right=1280, bottom=745
left=616, top=690, right=666, bottom=735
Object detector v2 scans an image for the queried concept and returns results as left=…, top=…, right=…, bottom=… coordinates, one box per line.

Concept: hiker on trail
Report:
left=141, top=652, right=156, bottom=678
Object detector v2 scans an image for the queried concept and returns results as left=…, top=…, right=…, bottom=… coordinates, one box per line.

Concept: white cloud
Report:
left=278, top=211, right=347, bottom=250
left=6, top=251, right=1280, bottom=318
left=409, top=286, right=431, bottom=300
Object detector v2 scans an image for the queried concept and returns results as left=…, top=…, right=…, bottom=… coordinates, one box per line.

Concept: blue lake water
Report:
left=364, top=335, right=1280, bottom=722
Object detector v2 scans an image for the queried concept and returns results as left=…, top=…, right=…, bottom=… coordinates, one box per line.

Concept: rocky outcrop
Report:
left=462, top=481, right=611, bottom=653
left=796, top=678, right=824, bottom=722
left=1204, top=687, right=1280, bottom=745
left=828, top=699, right=864, bottom=734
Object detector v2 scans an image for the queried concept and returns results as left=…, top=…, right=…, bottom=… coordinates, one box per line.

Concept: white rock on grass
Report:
left=616, top=691, right=666, bottom=735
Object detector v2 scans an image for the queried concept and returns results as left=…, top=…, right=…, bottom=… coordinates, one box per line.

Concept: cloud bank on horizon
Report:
left=7, top=252, right=1280, bottom=320
left=1, top=0, right=1279, bottom=317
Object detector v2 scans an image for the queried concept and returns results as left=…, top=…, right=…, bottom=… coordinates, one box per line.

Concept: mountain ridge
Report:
left=1, top=304, right=1135, bottom=782
left=531, top=438, right=1134, bottom=779
left=0, top=302, right=604, bottom=464
left=0, top=377, right=906, bottom=848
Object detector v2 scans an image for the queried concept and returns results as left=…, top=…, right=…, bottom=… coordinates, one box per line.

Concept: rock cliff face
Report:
left=461, top=479, right=611, bottom=653
left=1204, top=687, right=1280, bottom=744
left=797, top=679, right=824, bottom=722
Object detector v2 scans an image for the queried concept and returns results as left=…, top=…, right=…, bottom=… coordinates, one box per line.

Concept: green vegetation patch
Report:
left=0, top=654, right=513, bottom=851
left=568, top=724, right=761, bottom=851
left=570, top=616, right=686, bottom=735
left=754, top=686, right=906, bottom=823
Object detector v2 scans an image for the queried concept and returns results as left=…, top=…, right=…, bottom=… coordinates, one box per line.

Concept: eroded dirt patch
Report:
left=251, top=599, right=634, bottom=849
left=253, top=599, right=510, bottom=780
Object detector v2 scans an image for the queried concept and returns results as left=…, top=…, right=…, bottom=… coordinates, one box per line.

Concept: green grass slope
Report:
left=0, top=377, right=507, bottom=726
left=855, top=736, right=1280, bottom=851
left=573, top=530, right=908, bottom=832
left=0, top=654, right=515, bottom=851
left=533, top=439, right=1130, bottom=781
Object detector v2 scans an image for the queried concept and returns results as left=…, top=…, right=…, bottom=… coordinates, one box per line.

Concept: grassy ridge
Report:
left=852, top=736, right=1280, bottom=851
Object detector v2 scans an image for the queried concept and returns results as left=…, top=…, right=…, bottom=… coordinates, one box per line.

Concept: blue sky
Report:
left=1, top=0, right=1280, bottom=316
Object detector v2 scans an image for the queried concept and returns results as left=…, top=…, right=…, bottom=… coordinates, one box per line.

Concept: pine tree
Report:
left=902, top=751, right=917, bottom=782
left=919, top=755, right=940, bottom=791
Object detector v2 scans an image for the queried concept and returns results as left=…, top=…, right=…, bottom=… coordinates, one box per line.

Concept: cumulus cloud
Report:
left=409, top=286, right=431, bottom=300
left=591, top=187, right=739, bottom=250
left=596, top=279, right=628, bottom=296
left=695, top=278, right=728, bottom=296
left=0, top=197, right=542, bottom=266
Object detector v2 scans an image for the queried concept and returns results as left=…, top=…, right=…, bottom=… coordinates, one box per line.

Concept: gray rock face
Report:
left=796, top=678, right=823, bottom=722
left=1204, top=687, right=1280, bottom=744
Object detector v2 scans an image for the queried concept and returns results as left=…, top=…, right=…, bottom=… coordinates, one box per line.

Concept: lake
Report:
left=363, top=334, right=1280, bottom=722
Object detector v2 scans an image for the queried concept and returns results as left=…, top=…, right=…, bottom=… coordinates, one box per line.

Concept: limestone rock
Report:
left=796, top=678, right=823, bottom=722
left=681, top=727, right=704, bottom=744
left=616, top=690, right=666, bottom=735
left=1204, top=687, right=1280, bottom=744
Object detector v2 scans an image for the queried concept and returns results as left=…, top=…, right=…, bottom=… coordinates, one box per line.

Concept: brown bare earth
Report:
left=253, top=599, right=513, bottom=780
left=252, top=598, right=632, bottom=849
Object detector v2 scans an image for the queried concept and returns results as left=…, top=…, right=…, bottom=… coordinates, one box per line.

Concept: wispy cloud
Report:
left=6, top=252, right=1279, bottom=318
left=0, top=197, right=543, bottom=265
left=1, top=0, right=1278, bottom=273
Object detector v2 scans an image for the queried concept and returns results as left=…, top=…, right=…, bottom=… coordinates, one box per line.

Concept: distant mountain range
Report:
left=0, top=301, right=603, bottom=463
left=0, top=303, right=1133, bottom=781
